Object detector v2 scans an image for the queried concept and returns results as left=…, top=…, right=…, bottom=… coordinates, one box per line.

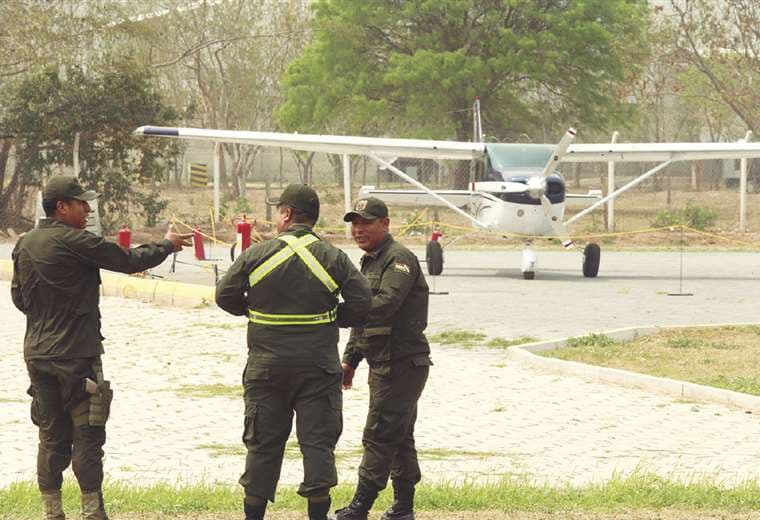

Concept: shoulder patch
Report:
left=394, top=262, right=411, bottom=274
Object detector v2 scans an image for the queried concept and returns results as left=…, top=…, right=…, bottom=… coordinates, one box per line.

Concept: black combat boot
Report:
left=379, top=479, right=415, bottom=520
left=334, top=478, right=379, bottom=520
left=81, top=490, right=109, bottom=520
left=244, top=496, right=267, bottom=520
left=308, top=496, right=334, bottom=520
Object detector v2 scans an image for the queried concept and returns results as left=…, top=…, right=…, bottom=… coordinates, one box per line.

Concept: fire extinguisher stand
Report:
left=231, top=215, right=253, bottom=261
left=117, top=225, right=131, bottom=249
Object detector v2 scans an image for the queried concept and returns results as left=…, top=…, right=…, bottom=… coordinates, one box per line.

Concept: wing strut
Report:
left=565, top=160, right=674, bottom=226
left=367, top=153, right=489, bottom=230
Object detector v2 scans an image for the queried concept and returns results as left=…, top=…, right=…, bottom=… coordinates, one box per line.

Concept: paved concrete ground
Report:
left=2, top=249, right=760, bottom=491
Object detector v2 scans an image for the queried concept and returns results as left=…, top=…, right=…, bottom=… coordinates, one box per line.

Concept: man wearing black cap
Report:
left=336, top=197, right=432, bottom=520
left=215, top=184, right=371, bottom=520
left=11, top=175, right=192, bottom=520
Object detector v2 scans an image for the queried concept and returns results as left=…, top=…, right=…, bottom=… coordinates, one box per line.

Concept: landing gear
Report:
left=521, top=242, right=536, bottom=280
left=583, top=243, right=600, bottom=278
left=426, top=240, right=443, bottom=276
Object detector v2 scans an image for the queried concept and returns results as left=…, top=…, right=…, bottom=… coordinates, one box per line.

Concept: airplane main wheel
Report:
left=583, top=243, right=601, bottom=278
left=426, top=240, right=443, bottom=276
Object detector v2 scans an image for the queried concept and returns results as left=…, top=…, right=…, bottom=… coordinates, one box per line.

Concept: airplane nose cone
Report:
left=526, top=176, right=546, bottom=199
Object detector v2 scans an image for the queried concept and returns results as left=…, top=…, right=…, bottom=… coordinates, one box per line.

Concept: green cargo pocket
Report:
left=328, top=392, right=343, bottom=443
left=363, top=327, right=392, bottom=363
left=412, top=356, right=433, bottom=367
left=242, top=403, right=257, bottom=447
left=244, top=366, right=270, bottom=383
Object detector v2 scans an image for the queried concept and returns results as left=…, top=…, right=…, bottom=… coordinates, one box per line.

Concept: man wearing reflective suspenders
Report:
left=215, top=184, right=372, bottom=520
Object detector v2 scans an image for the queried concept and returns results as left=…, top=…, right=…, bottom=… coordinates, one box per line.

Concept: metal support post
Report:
left=343, top=154, right=352, bottom=238
left=739, top=130, right=753, bottom=233
left=607, top=131, right=618, bottom=231
left=213, top=142, right=221, bottom=223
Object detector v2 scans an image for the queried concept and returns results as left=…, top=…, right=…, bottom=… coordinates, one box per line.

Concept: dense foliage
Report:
left=1, top=62, right=178, bottom=231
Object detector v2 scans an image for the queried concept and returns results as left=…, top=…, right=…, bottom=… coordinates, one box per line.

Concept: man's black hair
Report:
left=42, top=199, right=60, bottom=218
left=288, top=206, right=318, bottom=226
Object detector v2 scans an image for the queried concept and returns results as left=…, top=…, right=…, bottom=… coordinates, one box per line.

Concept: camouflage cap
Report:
left=343, top=197, right=388, bottom=222
left=266, top=183, right=320, bottom=218
left=42, top=176, right=98, bottom=201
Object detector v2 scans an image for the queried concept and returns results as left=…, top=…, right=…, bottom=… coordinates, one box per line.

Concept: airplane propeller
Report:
left=539, top=194, right=574, bottom=248
left=540, top=128, right=576, bottom=177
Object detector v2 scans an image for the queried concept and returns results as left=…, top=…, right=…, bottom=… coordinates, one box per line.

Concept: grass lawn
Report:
left=52, top=512, right=760, bottom=519
left=540, top=326, right=760, bottom=396
left=4, top=474, right=760, bottom=519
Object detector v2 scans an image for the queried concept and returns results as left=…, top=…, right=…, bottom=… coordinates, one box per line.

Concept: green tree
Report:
left=669, top=0, right=759, bottom=135
left=116, top=0, right=311, bottom=199
left=1, top=62, right=179, bottom=231
left=278, top=0, right=649, bottom=146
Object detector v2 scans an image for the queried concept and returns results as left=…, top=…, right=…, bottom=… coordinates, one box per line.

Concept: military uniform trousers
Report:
left=240, top=360, right=343, bottom=502
left=359, top=356, right=430, bottom=490
left=26, top=357, right=107, bottom=493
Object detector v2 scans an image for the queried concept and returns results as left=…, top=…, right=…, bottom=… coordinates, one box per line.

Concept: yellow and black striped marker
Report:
left=190, top=163, right=208, bottom=187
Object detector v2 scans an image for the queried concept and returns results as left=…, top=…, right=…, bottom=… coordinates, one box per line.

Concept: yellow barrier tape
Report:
left=209, top=208, right=217, bottom=244
left=171, top=213, right=759, bottom=250
left=396, top=209, right=429, bottom=237
left=681, top=225, right=760, bottom=249
left=171, top=215, right=234, bottom=247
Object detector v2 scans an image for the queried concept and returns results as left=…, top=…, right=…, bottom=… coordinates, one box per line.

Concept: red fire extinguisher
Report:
left=237, top=215, right=252, bottom=253
left=118, top=225, right=131, bottom=249
left=192, top=228, right=206, bottom=261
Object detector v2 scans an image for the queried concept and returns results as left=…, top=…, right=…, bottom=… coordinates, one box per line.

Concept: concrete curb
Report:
left=0, top=259, right=214, bottom=308
left=506, top=324, right=760, bottom=413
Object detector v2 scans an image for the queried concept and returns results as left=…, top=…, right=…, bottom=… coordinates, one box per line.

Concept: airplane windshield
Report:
left=486, top=144, right=554, bottom=170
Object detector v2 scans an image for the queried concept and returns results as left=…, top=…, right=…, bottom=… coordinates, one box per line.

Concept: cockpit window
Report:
left=486, top=144, right=554, bottom=171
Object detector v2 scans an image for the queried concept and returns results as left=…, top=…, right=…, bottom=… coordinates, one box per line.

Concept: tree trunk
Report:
left=0, top=139, right=11, bottom=190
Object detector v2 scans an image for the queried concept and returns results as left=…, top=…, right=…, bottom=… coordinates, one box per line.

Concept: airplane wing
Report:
left=357, top=186, right=501, bottom=208
left=134, top=126, right=485, bottom=161
left=136, top=126, right=760, bottom=163
left=563, top=142, right=760, bottom=163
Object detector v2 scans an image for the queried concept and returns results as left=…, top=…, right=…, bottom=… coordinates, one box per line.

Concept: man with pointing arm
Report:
left=11, top=175, right=192, bottom=520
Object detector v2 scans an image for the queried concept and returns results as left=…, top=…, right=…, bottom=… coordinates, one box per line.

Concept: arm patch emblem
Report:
left=394, top=262, right=410, bottom=274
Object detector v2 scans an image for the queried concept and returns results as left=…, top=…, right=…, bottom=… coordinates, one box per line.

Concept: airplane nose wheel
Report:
left=582, top=243, right=600, bottom=278
left=426, top=240, right=444, bottom=275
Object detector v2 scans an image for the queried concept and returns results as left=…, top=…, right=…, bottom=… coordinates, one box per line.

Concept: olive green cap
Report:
left=42, top=176, right=98, bottom=202
left=343, top=197, right=388, bottom=222
left=266, top=184, right=320, bottom=218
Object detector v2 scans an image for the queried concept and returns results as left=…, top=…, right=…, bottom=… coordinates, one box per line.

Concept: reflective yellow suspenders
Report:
left=247, top=234, right=339, bottom=325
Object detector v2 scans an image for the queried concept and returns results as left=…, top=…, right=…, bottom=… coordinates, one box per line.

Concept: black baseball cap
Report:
left=266, top=184, right=320, bottom=218
left=43, top=176, right=98, bottom=201
left=343, top=197, right=388, bottom=222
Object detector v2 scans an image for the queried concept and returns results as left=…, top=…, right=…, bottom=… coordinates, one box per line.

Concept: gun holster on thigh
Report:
left=73, top=359, right=113, bottom=428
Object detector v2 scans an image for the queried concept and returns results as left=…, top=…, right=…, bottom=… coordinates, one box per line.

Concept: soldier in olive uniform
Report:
left=11, top=176, right=191, bottom=520
left=336, top=197, right=432, bottom=520
left=215, top=184, right=372, bottom=520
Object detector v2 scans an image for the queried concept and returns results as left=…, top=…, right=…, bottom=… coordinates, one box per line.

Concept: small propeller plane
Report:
left=135, top=104, right=760, bottom=279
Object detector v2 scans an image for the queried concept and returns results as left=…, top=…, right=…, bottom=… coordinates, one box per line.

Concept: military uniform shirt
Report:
left=343, top=234, right=430, bottom=368
left=215, top=224, right=371, bottom=370
left=11, top=218, right=175, bottom=360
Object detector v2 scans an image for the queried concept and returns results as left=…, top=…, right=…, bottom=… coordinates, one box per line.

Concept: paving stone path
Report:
left=2, top=250, right=760, bottom=489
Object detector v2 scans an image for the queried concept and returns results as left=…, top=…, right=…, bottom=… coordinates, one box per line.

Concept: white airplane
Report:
left=135, top=114, right=760, bottom=279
